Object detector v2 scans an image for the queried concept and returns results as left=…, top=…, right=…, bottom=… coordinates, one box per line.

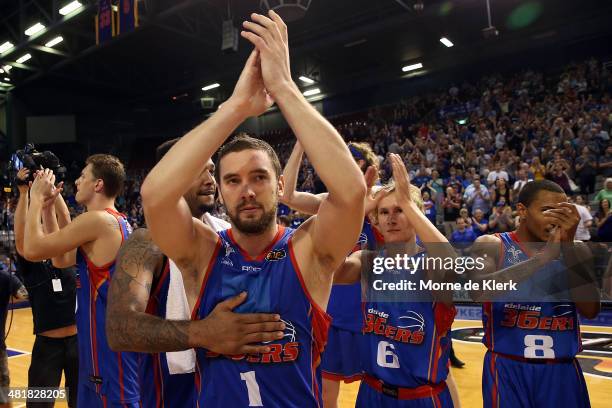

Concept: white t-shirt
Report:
left=487, top=170, right=509, bottom=185
left=575, top=205, right=593, bottom=241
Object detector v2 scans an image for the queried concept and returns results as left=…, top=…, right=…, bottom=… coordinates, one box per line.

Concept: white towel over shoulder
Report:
left=164, top=213, right=230, bottom=374
left=165, top=259, right=196, bottom=375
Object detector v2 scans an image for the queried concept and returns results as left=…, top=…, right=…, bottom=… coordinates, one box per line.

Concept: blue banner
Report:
left=118, top=0, right=139, bottom=34
left=95, top=0, right=115, bottom=45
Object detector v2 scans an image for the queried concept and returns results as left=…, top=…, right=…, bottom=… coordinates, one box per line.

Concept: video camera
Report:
left=10, top=143, right=66, bottom=185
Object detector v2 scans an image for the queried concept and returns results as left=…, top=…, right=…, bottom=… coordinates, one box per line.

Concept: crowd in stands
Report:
left=1, top=57, right=611, bottom=257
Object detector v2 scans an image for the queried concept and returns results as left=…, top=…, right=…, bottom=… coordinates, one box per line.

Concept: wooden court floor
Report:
left=6, top=309, right=612, bottom=407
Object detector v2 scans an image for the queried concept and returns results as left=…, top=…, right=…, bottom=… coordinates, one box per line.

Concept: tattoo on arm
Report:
left=107, top=228, right=192, bottom=352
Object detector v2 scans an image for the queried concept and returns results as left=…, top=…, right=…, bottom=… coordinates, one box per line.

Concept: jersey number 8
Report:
left=524, top=335, right=555, bottom=359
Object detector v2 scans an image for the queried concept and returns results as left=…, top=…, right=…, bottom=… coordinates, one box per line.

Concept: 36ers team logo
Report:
left=500, top=303, right=575, bottom=331
left=364, top=308, right=425, bottom=344
left=207, top=319, right=300, bottom=364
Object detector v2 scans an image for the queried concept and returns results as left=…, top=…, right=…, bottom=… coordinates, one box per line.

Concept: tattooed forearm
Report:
left=107, top=228, right=194, bottom=352
left=108, top=312, right=193, bottom=352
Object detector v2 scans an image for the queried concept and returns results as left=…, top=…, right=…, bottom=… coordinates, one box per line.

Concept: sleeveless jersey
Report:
left=139, top=214, right=229, bottom=408
left=194, top=226, right=331, bottom=407
left=327, top=218, right=384, bottom=332
left=482, top=231, right=581, bottom=359
left=75, top=209, right=140, bottom=402
left=139, top=258, right=197, bottom=408
left=361, top=250, right=455, bottom=388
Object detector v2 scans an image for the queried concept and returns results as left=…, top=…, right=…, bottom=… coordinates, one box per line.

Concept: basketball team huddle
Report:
left=19, top=11, right=600, bottom=408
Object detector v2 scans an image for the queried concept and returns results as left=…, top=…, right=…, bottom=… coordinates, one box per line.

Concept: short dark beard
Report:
left=227, top=203, right=278, bottom=234
left=199, top=203, right=215, bottom=215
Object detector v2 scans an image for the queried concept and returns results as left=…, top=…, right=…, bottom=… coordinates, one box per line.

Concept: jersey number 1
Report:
left=240, top=371, right=263, bottom=406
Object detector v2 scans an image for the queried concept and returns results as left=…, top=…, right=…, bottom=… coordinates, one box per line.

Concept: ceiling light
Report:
left=202, top=83, right=220, bottom=91
left=303, top=88, right=321, bottom=97
left=59, top=1, right=83, bottom=16
left=0, top=41, right=14, bottom=54
left=402, top=63, right=423, bottom=72
left=439, top=37, right=454, bottom=47
left=2, top=65, right=11, bottom=72
left=3, top=77, right=9, bottom=82
left=299, top=76, right=315, bottom=84
left=45, top=36, right=64, bottom=48
left=17, top=54, right=32, bottom=64
left=25, top=22, right=46, bottom=37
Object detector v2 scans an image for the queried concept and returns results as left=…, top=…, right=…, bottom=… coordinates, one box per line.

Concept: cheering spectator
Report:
left=546, top=162, right=574, bottom=195
left=594, top=178, right=612, bottom=204
left=488, top=200, right=515, bottom=233
left=595, top=199, right=611, bottom=230
left=513, top=169, right=531, bottom=197
left=442, top=186, right=462, bottom=237
left=574, top=146, right=597, bottom=195
left=451, top=217, right=477, bottom=247
left=471, top=208, right=489, bottom=237
left=463, top=177, right=491, bottom=215
left=595, top=199, right=612, bottom=241
left=573, top=195, right=593, bottom=241
left=422, top=191, right=437, bottom=225
left=599, top=145, right=612, bottom=178
left=486, top=161, right=509, bottom=185
left=530, top=156, right=546, bottom=181
left=490, top=178, right=513, bottom=206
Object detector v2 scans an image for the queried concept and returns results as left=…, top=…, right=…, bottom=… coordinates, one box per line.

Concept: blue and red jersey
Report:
left=75, top=209, right=140, bottom=403
left=482, top=232, right=581, bottom=359
left=327, top=218, right=384, bottom=333
left=194, top=226, right=331, bottom=407
left=361, top=250, right=455, bottom=388
left=139, top=258, right=197, bottom=408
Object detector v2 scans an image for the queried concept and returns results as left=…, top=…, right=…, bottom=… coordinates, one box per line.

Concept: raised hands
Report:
left=543, top=202, right=580, bottom=242
left=16, top=168, right=31, bottom=193
left=228, top=49, right=275, bottom=118
left=364, top=165, right=386, bottom=215
left=30, top=169, right=63, bottom=209
left=240, top=10, right=295, bottom=99
left=389, top=153, right=413, bottom=203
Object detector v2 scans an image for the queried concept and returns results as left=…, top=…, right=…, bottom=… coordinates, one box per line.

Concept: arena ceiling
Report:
left=0, top=0, right=611, bottom=106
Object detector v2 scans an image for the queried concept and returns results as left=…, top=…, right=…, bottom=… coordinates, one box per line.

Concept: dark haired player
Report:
left=140, top=10, right=366, bottom=406
left=470, top=180, right=600, bottom=408
left=106, top=139, right=284, bottom=408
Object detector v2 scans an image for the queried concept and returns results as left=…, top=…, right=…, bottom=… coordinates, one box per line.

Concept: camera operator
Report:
left=1, top=255, right=27, bottom=408
left=13, top=168, right=78, bottom=408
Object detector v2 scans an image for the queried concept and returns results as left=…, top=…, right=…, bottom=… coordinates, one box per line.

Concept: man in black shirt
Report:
left=13, top=169, right=78, bottom=408
left=1, top=262, right=27, bottom=408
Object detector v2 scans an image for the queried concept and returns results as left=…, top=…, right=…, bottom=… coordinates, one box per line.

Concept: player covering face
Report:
left=469, top=180, right=600, bottom=408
